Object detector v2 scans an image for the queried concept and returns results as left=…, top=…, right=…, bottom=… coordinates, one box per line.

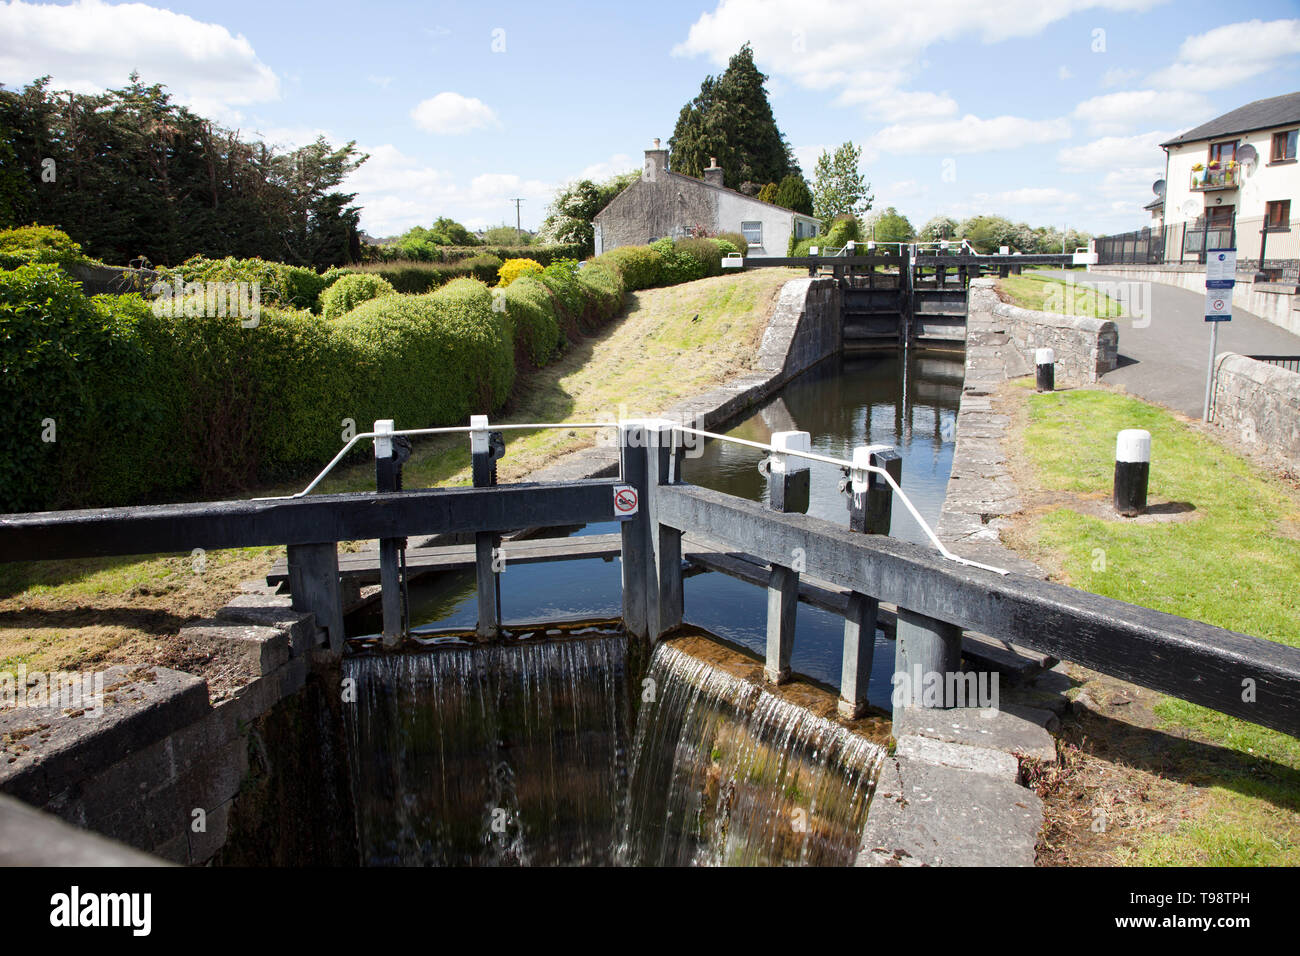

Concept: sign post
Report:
left=1202, top=248, right=1235, bottom=421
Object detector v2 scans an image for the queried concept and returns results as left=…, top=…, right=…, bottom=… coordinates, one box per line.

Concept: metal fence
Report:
left=1249, top=355, right=1300, bottom=374
left=1094, top=227, right=1165, bottom=265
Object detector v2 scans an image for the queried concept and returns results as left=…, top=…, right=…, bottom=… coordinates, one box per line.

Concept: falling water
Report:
left=345, top=633, right=886, bottom=866
left=622, top=642, right=887, bottom=867
left=344, top=633, right=630, bottom=866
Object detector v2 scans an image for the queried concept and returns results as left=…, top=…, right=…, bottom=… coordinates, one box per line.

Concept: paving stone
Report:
left=893, top=704, right=1058, bottom=764
left=856, top=757, right=1042, bottom=866
left=180, top=620, right=289, bottom=676
left=894, top=734, right=1020, bottom=782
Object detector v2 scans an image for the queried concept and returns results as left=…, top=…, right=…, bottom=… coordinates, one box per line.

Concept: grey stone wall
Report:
left=596, top=172, right=717, bottom=249
left=1212, top=353, right=1300, bottom=471
left=0, top=585, right=353, bottom=865
left=967, top=279, right=1118, bottom=387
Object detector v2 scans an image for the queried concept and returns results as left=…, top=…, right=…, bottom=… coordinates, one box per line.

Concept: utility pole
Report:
left=509, top=198, right=523, bottom=244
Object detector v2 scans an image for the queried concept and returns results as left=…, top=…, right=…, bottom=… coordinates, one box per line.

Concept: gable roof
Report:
left=594, top=169, right=819, bottom=223
left=1161, top=92, right=1300, bottom=147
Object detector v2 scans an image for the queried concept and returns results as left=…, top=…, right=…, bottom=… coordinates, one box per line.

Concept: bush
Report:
left=673, top=238, right=725, bottom=280
left=499, top=276, right=561, bottom=367
left=498, top=257, right=544, bottom=287
left=714, top=238, right=740, bottom=256
left=155, top=255, right=328, bottom=312
left=319, top=273, right=397, bottom=319
left=824, top=215, right=861, bottom=249
left=716, top=231, right=748, bottom=255
left=592, top=245, right=664, bottom=291
left=0, top=225, right=95, bottom=271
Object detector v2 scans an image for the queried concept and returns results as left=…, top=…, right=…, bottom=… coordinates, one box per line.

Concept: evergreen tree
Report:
left=773, top=174, right=814, bottom=216
left=811, top=142, right=872, bottom=223
left=756, top=182, right=778, bottom=204
left=669, top=43, right=796, bottom=189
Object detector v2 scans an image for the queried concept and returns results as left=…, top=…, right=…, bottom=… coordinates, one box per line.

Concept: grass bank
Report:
left=996, top=273, right=1123, bottom=318
left=0, top=268, right=799, bottom=677
left=999, top=384, right=1300, bottom=865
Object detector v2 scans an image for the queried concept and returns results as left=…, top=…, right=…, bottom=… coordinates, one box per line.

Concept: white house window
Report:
left=741, top=221, right=763, bottom=247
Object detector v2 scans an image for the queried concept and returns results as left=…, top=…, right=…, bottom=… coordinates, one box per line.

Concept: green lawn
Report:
left=1012, top=387, right=1300, bottom=864
left=997, top=273, right=1124, bottom=319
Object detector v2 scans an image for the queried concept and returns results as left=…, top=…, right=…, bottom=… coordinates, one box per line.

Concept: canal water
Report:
left=347, top=348, right=964, bottom=703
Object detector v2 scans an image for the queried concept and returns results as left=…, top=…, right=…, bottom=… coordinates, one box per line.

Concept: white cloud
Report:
left=1148, top=19, right=1300, bottom=91
left=578, top=154, right=636, bottom=182
left=342, top=144, right=555, bottom=236
left=1072, top=89, right=1212, bottom=135
left=410, top=92, right=499, bottom=134
left=675, top=0, right=1166, bottom=119
left=792, top=144, right=832, bottom=173
left=871, top=114, right=1072, bottom=154
left=0, top=0, right=279, bottom=116
left=1057, top=130, right=1172, bottom=171
left=1100, top=67, right=1140, bottom=88
left=976, top=187, right=1081, bottom=206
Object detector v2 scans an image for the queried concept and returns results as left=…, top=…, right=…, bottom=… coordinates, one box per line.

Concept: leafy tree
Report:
left=866, top=207, right=914, bottom=243
left=484, top=224, right=531, bottom=245
left=537, top=170, right=637, bottom=256
left=756, top=182, right=778, bottom=204
left=812, top=142, right=872, bottom=224
left=918, top=216, right=959, bottom=242
left=0, top=75, right=366, bottom=268
left=669, top=43, right=797, bottom=189
left=773, top=174, right=814, bottom=216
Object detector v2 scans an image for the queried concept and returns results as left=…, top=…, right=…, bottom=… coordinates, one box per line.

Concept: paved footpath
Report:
left=1041, top=269, right=1300, bottom=417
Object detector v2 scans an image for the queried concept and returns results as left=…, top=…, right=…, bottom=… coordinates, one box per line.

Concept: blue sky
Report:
left=2, top=0, right=1299, bottom=237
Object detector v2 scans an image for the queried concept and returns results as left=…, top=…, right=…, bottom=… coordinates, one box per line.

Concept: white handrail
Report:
left=257, top=421, right=620, bottom=500
left=673, top=425, right=1009, bottom=576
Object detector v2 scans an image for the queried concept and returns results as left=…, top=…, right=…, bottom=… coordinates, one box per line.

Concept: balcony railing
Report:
left=1190, top=166, right=1239, bottom=191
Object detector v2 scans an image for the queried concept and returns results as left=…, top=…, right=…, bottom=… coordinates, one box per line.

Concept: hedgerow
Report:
left=0, top=238, right=722, bottom=510
left=319, top=273, right=396, bottom=319
left=498, top=257, right=545, bottom=287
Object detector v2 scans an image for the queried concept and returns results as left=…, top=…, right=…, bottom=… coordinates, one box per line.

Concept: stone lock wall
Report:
left=967, top=279, right=1119, bottom=387
left=1213, top=353, right=1300, bottom=471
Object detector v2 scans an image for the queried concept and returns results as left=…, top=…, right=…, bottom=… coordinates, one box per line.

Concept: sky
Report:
left=2, top=0, right=1299, bottom=238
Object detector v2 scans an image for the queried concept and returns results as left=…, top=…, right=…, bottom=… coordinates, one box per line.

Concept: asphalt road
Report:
left=1040, top=269, right=1300, bottom=417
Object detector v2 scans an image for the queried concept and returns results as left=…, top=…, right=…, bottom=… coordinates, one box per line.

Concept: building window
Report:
left=741, top=221, right=763, bottom=247
left=1266, top=200, right=1291, bottom=232
left=1271, top=129, right=1297, bottom=163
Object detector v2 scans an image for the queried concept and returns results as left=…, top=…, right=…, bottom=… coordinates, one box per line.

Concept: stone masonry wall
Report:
left=1213, top=352, right=1300, bottom=472
left=966, top=279, right=1118, bottom=387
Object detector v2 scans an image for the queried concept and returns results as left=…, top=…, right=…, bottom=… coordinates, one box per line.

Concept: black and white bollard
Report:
left=1113, top=428, right=1150, bottom=517
left=1035, top=348, right=1055, bottom=392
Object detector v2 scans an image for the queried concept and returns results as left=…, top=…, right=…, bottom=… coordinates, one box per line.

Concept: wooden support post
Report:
left=647, top=421, right=683, bottom=640
left=287, top=542, right=344, bottom=652
left=470, top=415, right=502, bottom=639
left=374, top=420, right=404, bottom=647
left=894, top=608, right=963, bottom=709
left=619, top=422, right=649, bottom=638
left=762, top=431, right=810, bottom=684
left=840, top=445, right=900, bottom=715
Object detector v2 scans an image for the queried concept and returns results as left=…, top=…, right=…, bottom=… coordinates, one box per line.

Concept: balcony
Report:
left=1190, top=166, right=1239, bottom=191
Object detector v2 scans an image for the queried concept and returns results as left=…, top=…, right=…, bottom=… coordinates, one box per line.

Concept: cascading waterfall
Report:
left=622, top=642, right=887, bottom=867
left=344, top=633, right=630, bottom=866
left=344, top=634, right=886, bottom=866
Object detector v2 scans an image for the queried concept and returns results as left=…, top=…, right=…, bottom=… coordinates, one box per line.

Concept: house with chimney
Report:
left=592, top=139, right=820, bottom=258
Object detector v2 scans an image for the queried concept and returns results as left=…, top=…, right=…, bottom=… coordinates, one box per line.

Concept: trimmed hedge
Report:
left=363, top=242, right=584, bottom=266
left=319, top=273, right=396, bottom=319
left=349, top=254, right=503, bottom=294
left=0, top=238, right=718, bottom=510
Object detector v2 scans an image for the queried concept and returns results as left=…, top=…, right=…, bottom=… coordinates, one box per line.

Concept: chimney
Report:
left=644, top=137, right=668, bottom=182
left=703, top=157, right=724, bottom=187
